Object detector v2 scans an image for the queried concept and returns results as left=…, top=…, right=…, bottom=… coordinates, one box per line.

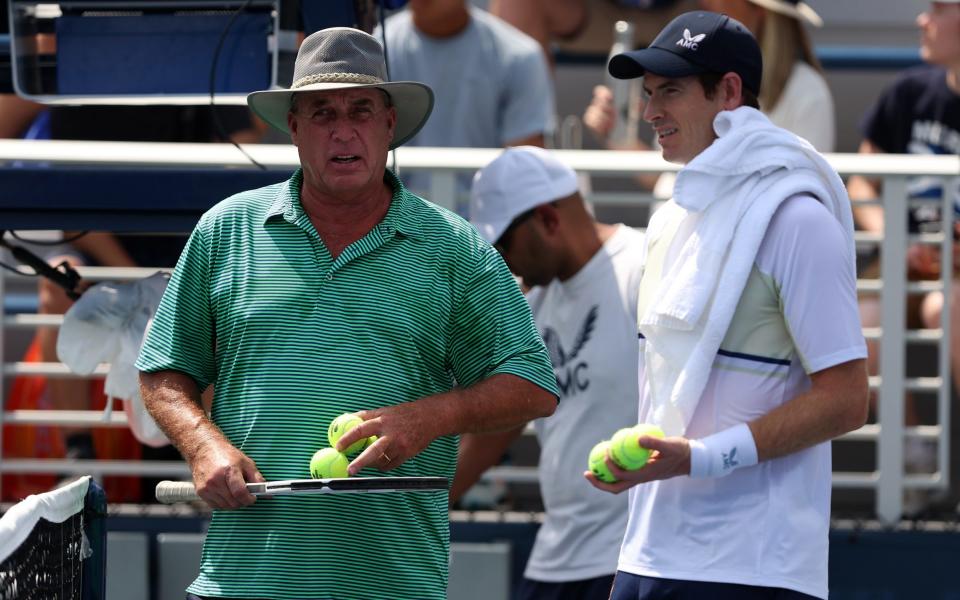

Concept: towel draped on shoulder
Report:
left=639, top=106, right=855, bottom=436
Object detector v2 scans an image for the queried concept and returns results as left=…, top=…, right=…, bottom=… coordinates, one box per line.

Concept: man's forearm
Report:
left=587, top=359, right=869, bottom=494
left=450, top=427, right=525, bottom=504
left=433, top=373, right=556, bottom=437
left=70, top=232, right=138, bottom=267
left=334, top=373, right=556, bottom=475
left=847, top=175, right=885, bottom=233
left=140, top=369, right=227, bottom=467
left=749, top=358, right=868, bottom=462
left=848, top=140, right=886, bottom=234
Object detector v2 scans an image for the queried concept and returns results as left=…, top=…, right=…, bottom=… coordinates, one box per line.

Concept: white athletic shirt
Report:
left=524, top=225, right=646, bottom=582
left=620, top=196, right=866, bottom=599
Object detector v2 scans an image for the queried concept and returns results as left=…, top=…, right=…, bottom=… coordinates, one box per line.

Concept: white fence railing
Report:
left=1, top=140, right=957, bottom=524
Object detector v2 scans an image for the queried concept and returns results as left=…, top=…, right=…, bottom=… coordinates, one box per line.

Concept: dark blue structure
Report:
left=104, top=511, right=960, bottom=600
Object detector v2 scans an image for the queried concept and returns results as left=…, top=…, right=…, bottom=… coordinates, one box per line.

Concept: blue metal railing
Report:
left=556, top=45, right=922, bottom=71
left=0, top=32, right=924, bottom=71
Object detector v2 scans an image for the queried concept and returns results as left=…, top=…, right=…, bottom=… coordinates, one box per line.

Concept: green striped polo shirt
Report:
left=137, top=168, right=558, bottom=599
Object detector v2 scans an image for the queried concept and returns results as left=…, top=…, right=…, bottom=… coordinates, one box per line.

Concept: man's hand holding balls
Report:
left=585, top=424, right=693, bottom=493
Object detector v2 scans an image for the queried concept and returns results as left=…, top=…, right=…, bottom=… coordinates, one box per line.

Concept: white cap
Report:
left=469, top=146, right=580, bottom=244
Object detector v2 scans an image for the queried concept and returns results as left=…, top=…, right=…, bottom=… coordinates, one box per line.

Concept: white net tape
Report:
left=0, top=476, right=90, bottom=564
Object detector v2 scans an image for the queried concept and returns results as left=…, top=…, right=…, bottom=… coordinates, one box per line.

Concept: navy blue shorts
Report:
left=609, top=572, right=819, bottom=600
left=517, top=574, right=616, bottom=600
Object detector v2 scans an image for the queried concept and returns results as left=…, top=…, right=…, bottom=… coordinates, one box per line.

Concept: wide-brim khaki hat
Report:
left=248, top=27, right=434, bottom=149
left=747, top=0, right=823, bottom=27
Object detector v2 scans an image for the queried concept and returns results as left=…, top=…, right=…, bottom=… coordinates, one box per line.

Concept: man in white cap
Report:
left=456, top=145, right=645, bottom=599
left=588, top=10, right=867, bottom=599
left=136, top=28, right=558, bottom=600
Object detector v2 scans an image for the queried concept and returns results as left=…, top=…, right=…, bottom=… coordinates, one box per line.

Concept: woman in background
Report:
left=584, top=0, right=833, bottom=194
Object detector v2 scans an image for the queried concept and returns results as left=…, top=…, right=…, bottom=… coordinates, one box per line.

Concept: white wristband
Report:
left=689, top=423, right=758, bottom=479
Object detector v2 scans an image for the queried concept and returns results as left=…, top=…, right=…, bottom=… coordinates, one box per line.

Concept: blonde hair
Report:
left=757, top=11, right=822, bottom=112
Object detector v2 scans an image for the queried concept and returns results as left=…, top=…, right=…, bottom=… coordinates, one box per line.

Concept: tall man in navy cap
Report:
left=584, top=11, right=868, bottom=599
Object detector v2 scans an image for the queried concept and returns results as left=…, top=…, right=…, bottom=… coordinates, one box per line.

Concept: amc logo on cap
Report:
left=676, top=29, right=706, bottom=51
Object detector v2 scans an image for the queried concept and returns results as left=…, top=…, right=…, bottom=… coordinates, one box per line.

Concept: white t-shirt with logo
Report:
left=621, top=196, right=866, bottom=599
left=524, top=224, right=646, bottom=582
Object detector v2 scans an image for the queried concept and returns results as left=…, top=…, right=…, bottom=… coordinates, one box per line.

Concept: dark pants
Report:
left=609, top=572, right=819, bottom=600
left=517, top=574, right=616, bottom=600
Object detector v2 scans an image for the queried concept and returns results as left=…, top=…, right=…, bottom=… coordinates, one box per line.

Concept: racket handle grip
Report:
left=155, top=481, right=200, bottom=504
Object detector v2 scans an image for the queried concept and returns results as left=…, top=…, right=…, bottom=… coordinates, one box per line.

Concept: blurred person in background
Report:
left=846, top=0, right=960, bottom=511
left=488, top=0, right=696, bottom=72
left=374, top=0, right=554, bottom=196
left=583, top=0, right=833, bottom=195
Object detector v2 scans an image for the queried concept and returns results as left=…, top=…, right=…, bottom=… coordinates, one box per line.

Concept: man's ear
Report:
left=287, top=111, right=299, bottom=146
left=720, top=72, right=744, bottom=110
left=385, top=106, right=398, bottom=143
left=535, top=203, right=561, bottom=233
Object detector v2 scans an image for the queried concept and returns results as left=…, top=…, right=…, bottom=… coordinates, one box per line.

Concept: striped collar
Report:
left=265, top=168, right=424, bottom=241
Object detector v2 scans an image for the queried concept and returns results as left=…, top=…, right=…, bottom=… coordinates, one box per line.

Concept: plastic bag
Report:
left=57, top=272, right=171, bottom=447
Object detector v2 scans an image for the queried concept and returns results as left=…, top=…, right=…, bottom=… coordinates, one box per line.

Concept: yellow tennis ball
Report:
left=327, top=413, right=377, bottom=457
left=610, top=424, right=665, bottom=470
left=309, top=447, right=350, bottom=479
left=588, top=440, right=618, bottom=483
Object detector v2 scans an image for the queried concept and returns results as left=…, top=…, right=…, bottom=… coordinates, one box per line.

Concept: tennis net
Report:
left=0, top=476, right=106, bottom=600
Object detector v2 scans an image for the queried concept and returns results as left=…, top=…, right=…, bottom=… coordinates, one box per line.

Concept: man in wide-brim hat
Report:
left=247, top=26, right=434, bottom=209
left=137, top=27, right=558, bottom=600
left=248, top=26, right=433, bottom=147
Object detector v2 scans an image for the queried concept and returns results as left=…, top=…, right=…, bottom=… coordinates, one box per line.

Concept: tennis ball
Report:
left=588, top=440, right=618, bottom=483
left=309, top=447, right=350, bottom=479
left=327, top=413, right=377, bottom=457
left=610, top=424, right=665, bottom=470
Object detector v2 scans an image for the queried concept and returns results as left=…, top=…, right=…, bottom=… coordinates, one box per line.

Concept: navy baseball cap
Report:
left=608, top=11, right=762, bottom=96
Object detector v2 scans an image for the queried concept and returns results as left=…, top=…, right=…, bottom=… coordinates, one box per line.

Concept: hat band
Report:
left=291, top=72, right=384, bottom=89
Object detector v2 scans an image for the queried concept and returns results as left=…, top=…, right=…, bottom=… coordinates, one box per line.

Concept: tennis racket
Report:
left=155, top=477, right=448, bottom=504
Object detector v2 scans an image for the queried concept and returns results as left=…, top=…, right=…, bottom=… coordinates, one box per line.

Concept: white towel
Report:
left=639, top=106, right=855, bottom=436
